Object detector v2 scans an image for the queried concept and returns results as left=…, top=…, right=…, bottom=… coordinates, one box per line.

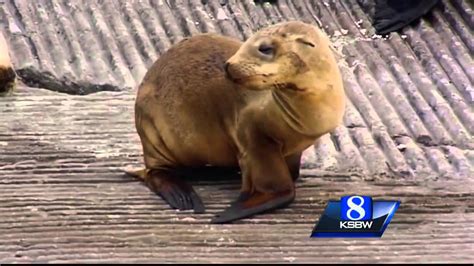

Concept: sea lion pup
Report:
left=128, top=21, right=346, bottom=223
left=0, top=32, right=16, bottom=95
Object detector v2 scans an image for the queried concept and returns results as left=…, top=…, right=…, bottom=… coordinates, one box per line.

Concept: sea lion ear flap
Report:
left=295, top=37, right=315, bottom=48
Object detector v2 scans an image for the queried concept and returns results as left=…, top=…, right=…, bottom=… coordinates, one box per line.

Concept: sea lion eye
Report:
left=296, top=37, right=315, bottom=47
left=258, top=43, right=275, bottom=56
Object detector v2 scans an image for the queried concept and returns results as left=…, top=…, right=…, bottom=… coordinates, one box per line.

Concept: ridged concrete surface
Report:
left=0, top=0, right=473, bottom=263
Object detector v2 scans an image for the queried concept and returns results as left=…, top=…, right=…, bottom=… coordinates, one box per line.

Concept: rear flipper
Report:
left=125, top=167, right=205, bottom=213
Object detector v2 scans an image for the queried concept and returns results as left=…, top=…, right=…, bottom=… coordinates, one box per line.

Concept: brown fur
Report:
left=129, top=21, right=346, bottom=223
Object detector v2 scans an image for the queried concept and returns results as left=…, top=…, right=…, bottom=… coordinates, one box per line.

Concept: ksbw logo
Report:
left=311, top=195, right=400, bottom=238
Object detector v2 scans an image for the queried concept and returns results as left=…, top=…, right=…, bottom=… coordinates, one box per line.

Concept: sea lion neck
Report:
left=268, top=81, right=344, bottom=138
left=269, top=86, right=319, bottom=138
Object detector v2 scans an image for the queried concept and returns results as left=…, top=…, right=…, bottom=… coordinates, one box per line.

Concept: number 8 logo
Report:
left=346, top=196, right=366, bottom=221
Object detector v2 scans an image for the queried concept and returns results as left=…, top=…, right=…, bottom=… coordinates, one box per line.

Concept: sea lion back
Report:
left=135, top=34, right=244, bottom=167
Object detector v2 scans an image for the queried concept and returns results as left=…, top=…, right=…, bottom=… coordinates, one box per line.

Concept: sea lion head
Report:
left=225, top=21, right=334, bottom=92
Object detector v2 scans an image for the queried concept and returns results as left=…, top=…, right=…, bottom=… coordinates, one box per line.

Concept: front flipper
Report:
left=211, top=126, right=296, bottom=224
left=211, top=190, right=295, bottom=224
left=145, top=169, right=205, bottom=213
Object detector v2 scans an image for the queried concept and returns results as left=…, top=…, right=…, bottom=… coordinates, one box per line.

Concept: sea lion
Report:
left=0, top=32, right=16, bottom=95
left=127, top=21, right=346, bottom=223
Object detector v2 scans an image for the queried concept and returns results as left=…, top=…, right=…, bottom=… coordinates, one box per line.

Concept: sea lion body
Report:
left=130, top=21, right=345, bottom=223
left=136, top=34, right=242, bottom=168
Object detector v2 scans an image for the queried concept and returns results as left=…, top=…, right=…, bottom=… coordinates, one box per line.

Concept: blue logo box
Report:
left=311, top=195, right=400, bottom=238
left=340, top=195, right=372, bottom=221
